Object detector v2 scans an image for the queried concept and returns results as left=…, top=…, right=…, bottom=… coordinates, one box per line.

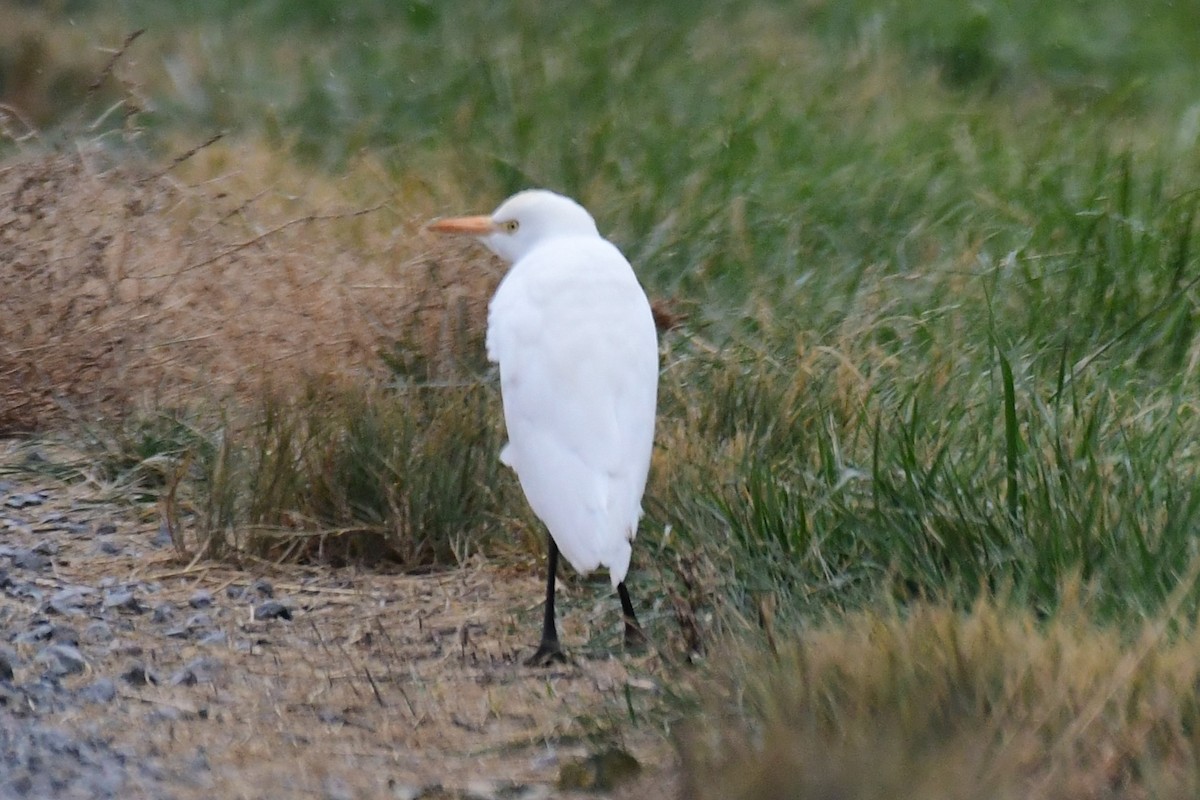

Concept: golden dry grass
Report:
left=0, top=6, right=117, bottom=135
left=0, top=140, right=501, bottom=432
left=679, top=592, right=1200, bottom=800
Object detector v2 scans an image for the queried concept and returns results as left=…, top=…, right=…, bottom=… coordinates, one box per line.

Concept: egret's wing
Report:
left=487, top=238, right=657, bottom=582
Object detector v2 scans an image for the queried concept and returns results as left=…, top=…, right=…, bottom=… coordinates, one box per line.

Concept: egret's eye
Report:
left=500, top=219, right=519, bottom=233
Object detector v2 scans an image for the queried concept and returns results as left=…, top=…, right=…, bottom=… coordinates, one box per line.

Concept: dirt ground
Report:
left=0, top=144, right=680, bottom=797
left=0, top=439, right=679, bottom=798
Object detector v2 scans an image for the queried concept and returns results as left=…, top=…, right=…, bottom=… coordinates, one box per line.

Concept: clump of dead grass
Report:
left=679, top=587, right=1200, bottom=800
left=0, top=139, right=501, bottom=433
left=169, top=377, right=525, bottom=570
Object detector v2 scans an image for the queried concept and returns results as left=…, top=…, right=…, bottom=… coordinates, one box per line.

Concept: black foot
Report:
left=624, top=622, right=649, bottom=653
left=525, top=639, right=568, bottom=667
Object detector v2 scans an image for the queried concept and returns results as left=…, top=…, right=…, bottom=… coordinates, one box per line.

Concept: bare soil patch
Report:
left=0, top=442, right=676, bottom=798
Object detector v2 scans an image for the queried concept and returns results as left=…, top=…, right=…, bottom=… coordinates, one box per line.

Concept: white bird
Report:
left=429, top=190, right=658, bottom=665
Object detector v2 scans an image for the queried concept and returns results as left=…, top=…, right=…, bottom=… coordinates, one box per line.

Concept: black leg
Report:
left=526, top=534, right=567, bottom=666
left=617, top=581, right=648, bottom=651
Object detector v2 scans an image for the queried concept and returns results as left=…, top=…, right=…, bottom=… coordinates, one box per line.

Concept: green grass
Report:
left=10, top=0, right=1200, bottom=792
left=168, top=379, right=532, bottom=568
left=652, top=331, right=1200, bottom=629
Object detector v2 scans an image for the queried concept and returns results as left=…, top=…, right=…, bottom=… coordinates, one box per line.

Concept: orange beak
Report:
left=427, top=215, right=495, bottom=235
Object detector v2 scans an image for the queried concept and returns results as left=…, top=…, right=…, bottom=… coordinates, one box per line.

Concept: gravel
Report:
left=0, top=477, right=295, bottom=799
left=0, top=468, right=660, bottom=798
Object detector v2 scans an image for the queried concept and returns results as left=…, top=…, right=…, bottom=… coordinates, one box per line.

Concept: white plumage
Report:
left=429, top=189, right=658, bottom=663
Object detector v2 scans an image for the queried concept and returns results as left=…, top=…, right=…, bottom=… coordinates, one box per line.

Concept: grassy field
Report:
left=5, top=0, right=1200, bottom=795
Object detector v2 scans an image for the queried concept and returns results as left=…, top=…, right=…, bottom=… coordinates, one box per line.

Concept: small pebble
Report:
left=229, top=578, right=275, bottom=600
left=189, top=590, right=213, bottom=609
left=47, top=586, right=93, bottom=616
left=146, top=706, right=183, bottom=723
left=108, top=640, right=143, bottom=657
left=188, top=749, right=211, bottom=772
left=4, top=492, right=46, bottom=509
left=388, top=784, right=433, bottom=800
left=254, top=600, right=292, bottom=621
left=170, top=656, right=222, bottom=686
left=323, top=776, right=354, bottom=800
left=36, top=643, right=87, bottom=676
left=96, top=538, right=123, bottom=555
left=103, top=590, right=144, bottom=614
left=1, top=520, right=31, bottom=537
left=83, top=621, right=113, bottom=644
left=11, top=549, right=49, bottom=571
left=198, top=631, right=227, bottom=646
left=316, top=708, right=346, bottom=725
left=120, top=662, right=155, bottom=686
left=0, top=645, right=17, bottom=680
left=151, top=603, right=175, bottom=623
left=50, top=625, right=80, bottom=646
left=94, top=522, right=118, bottom=536
left=30, top=540, right=57, bottom=555
left=185, top=613, right=213, bottom=630
left=80, top=678, right=117, bottom=704
left=14, top=622, right=55, bottom=645
left=10, top=583, right=44, bottom=602
left=151, top=522, right=173, bottom=548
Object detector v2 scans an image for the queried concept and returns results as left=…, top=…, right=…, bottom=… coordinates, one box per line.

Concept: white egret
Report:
left=429, top=190, right=658, bottom=665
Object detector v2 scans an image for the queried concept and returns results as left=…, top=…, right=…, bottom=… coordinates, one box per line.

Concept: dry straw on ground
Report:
left=678, top=594, right=1200, bottom=800
left=0, top=141, right=500, bottom=432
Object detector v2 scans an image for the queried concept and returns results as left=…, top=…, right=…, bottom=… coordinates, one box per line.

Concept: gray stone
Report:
left=80, top=677, right=117, bottom=704
left=198, top=630, right=227, bottom=646
left=0, top=645, right=17, bottom=680
left=120, top=662, right=155, bottom=686
left=254, top=600, right=292, bottom=621
left=170, top=657, right=222, bottom=686
left=11, top=548, right=49, bottom=571
left=103, top=589, right=145, bottom=613
left=83, top=621, right=114, bottom=644
left=47, top=586, right=94, bottom=615
left=36, top=643, right=87, bottom=676
left=4, top=492, right=46, bottom=509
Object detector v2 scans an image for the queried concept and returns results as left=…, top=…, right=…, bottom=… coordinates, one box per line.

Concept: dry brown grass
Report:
left=0, top=139, right=502, bottom=433
left=0, top=6, right=120, bottom=136
left=678, top=594, right=1200, bottom=800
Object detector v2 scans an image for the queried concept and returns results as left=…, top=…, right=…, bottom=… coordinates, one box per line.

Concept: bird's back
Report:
left=487, top=235, right=658, bottom=585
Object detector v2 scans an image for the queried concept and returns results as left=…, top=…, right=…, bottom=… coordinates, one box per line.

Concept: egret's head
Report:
left=428, top=189, right=600, bottom=263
